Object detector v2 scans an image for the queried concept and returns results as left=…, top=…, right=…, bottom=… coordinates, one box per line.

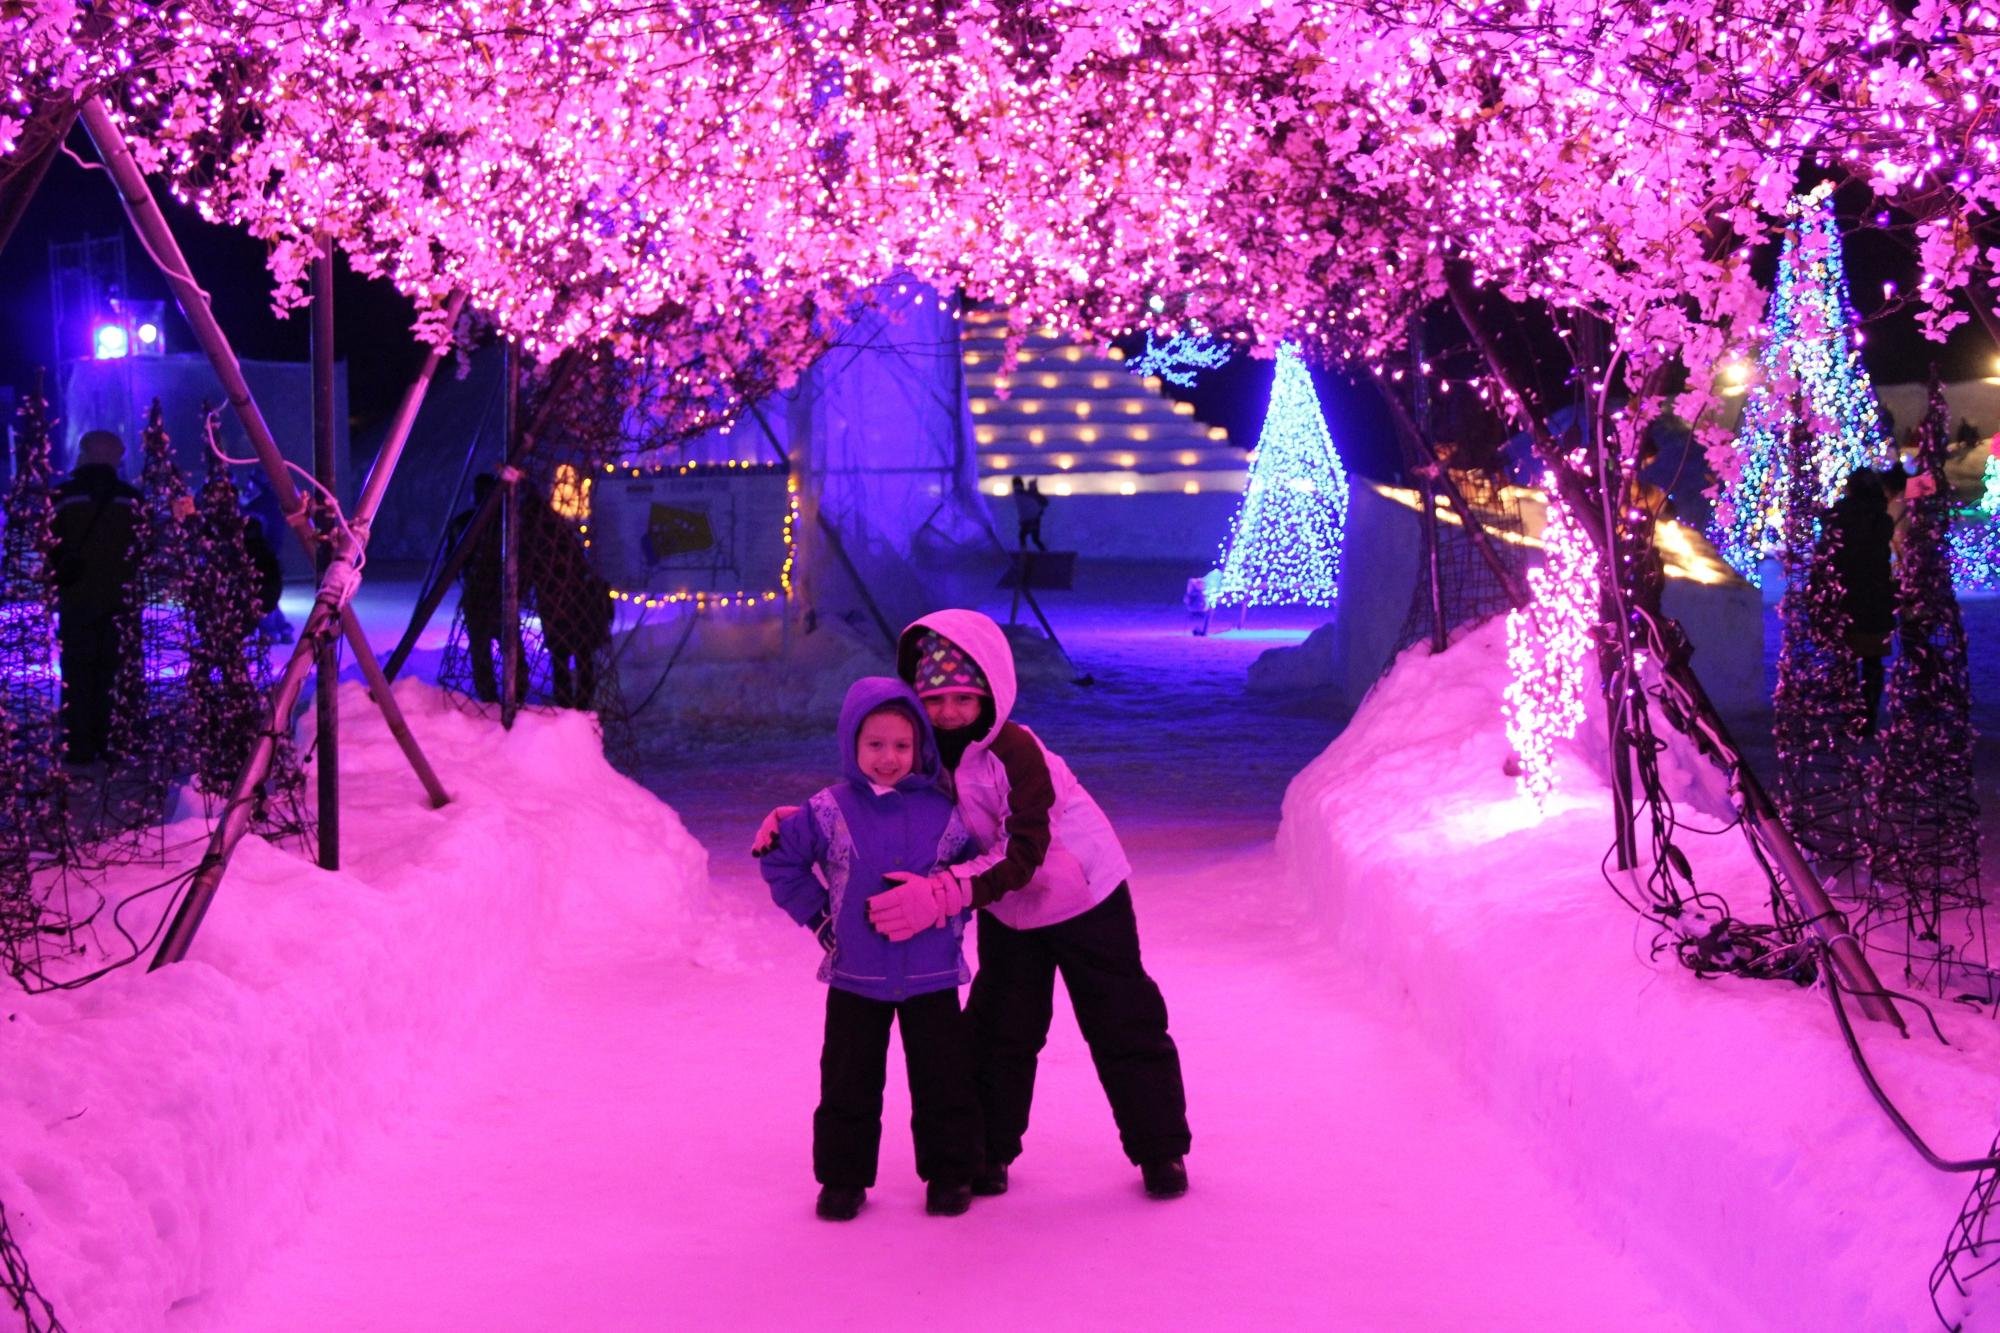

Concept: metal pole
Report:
left=1577, top=312, right=1640, bottom=871
left=499, top=348, right=523, bottom=725
left=78, top=100, right=316, bottom=556
left=1443, top=264, right=1901, bottom=1029
left=1410, top=322, right=1448, bottom=653
left=382, top=348, right=581, bottom=682
left=312, top=238, right=339, bottom=870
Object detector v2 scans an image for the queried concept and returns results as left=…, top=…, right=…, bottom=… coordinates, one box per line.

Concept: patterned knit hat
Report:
left=911, top=630, right=990, bottom=698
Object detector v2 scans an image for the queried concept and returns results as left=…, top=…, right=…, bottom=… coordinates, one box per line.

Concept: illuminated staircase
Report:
left=960, top=310, right=1242, bottom=499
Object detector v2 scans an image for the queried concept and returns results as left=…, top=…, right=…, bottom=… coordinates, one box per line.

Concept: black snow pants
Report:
left=967, top=884, right=1191, bottom=1168
left=815, top=985, right=982, bottom=1190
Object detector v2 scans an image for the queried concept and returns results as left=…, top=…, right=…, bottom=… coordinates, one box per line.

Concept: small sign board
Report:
left=590, top=465, right=792, bottom=599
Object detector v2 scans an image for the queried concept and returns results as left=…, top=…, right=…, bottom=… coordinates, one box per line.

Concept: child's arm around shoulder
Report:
left=952, top=721, right=1059, bottom=909
left=758, top=800, right=830, bottom=927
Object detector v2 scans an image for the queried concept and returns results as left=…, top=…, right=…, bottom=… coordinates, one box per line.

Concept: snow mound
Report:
left=1282, top=616, right=2000, bottom=1330
left=0, top=681, right=711, bottom=1330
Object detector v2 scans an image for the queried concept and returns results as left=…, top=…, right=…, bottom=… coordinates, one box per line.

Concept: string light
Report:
left=1504, top=482, right=1600, bottom=807
left=1209, top=343, right=1349, bottom=609
left=1126, top=326, right=1231, bottom=388
left=586, top=460, right=797, bottom=613
left=1715, top=184, right=1890, bottom=582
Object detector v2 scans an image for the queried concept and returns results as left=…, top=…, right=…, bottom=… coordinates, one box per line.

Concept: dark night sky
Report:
left=3, top=151, right=1993, bottom=479
left=0, top=155, right=424, bottom=430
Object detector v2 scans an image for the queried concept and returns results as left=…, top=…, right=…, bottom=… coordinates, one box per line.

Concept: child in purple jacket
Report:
left=759, top=676, right=983, bottom=1221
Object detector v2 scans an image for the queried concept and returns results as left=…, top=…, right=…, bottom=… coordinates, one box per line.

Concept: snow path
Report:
left=185, top=572, right=1691, bottom=1329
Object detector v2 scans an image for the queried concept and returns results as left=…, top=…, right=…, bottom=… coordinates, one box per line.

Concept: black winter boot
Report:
left=925, top=1181, right=973, bottom=1216
left=816, top=1185, right=866, bottom=1221
left=1141, top=1158, right=1188, bottom=1199
left=971, top=1162, right=1009, bottom=1197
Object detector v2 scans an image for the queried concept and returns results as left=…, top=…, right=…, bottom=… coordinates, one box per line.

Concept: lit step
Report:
left=979, top=446, right=1241, bottom=473
left=973, top=421, right=1224, bottom=448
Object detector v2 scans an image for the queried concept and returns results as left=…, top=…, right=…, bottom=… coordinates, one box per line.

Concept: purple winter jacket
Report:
left=760, top=677, right=974, bottom=1002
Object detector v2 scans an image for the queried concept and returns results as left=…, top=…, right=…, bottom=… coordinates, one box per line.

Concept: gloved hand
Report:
left=933, top=869, right=970, bottom=918
left=807, top=910, right=836, bottom=955
left=750, top=806, right=801, bottom=857
left=868, top=872, right=951, bottom=942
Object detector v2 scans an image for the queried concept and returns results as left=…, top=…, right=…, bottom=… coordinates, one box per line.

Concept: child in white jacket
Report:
left=866, top=610, right=1192, bottom=1200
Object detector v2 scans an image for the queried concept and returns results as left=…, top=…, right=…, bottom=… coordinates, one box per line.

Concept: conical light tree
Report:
left=1716, top=182, right=1890, bottom=582
left=1211, top=342, right=1351, bottom=607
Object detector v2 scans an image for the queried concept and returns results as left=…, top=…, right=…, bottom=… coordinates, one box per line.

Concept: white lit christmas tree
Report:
left=1715, top=182, right=1889, bottom=582
left=1979, top=450, right=2000, bottom=516
left=1210, top=342, right=1350, bottom=607
left=1504, top=483, right=1600, bottom=806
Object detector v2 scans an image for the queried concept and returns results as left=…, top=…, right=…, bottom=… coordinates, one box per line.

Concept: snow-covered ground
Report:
left=1285, top=610, right=2000, bottom=1330
left=9, top=562, right=1997, bottom=1328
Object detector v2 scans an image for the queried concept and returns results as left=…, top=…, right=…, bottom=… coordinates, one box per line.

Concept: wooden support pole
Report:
left=1443, top=263, right=1902, bottom=1030
left=150, top=589, right=346, bottom=968
left=78, top=100, right=316, bottom=556
left=382, top=348, right=582, bottom=683
left=312, top=239, right=339, bottom=870
left=340, top=608, right=448, bottom=808
left=354, top=289, right=468, bottom=531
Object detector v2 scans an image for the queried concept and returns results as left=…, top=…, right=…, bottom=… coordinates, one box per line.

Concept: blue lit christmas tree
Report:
left=1716, top=183, right=1890, bottom=582
left=1210, top=343, right=1350, bottom=608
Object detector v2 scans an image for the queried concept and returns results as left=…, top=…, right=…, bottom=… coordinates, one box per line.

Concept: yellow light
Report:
left=971, top=401, right=989, bottom=415
left=1054, top=454, right=1076, bottom=470
left=1118, top=481, right=1137, bottom=496
left=1028, top=428, right=1047, bottom=444
left=1116, top=452, right=1137, bottom=467
left=1183, top=481, right=1201, bottom=495
left=1123, top=402, right=1143, bottom=415
left=1075, top=402, right=1091, bottom=418
left=965, top=352, right=982, bottom=365
left=1063, top=348, right=1083, bottom=361
left=1091, top=374, right=1111, bottom=389
left=1108, top=348, right=1125, bottom=362
left=1177, top=450, right=1200, bottom=466
left=988, top=455, right=1012, bottom=469
left=1021, top=402, right=1040, bottom=415
left=990, top=480, right=1010, bottom=497
left=976, top=427, right=997, bottom=444
left=1053, top=481, right=1073, bottom=496
left=1080, top=428, right=1099, bottom=443
left=1040, top=374, right=1059, bottom=389
left=1132, top=427, right=1152, bottom=441
left=1172, top=402, right=1194, bottom=416
left=1207, top=427, right=1228, bottom=441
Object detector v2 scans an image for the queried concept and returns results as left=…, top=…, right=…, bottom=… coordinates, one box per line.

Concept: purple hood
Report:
left=836, top=676, right=944, bottom=792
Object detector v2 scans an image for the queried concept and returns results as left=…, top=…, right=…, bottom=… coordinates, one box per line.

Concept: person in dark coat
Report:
left=1830, top=467, right=1895, bottom=736
left=1011, top=476, right=1048, bottom=552
left=523, top=488, right=612, bottom=710
left=447, top=473, right=520, bottom=705
left=238, top=474, right=293, bottom=640
left=52, top=430, right=141, bottom=762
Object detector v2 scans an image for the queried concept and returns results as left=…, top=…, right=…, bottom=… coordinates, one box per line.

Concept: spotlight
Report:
left=93, top=324, right=130, bottom=360
left=136, top=322, right=159, bottom=346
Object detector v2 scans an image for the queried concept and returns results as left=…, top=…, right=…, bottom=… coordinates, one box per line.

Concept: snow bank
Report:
left=1282, top=619, right=2000, bottom=1330
left=0, top=682, right=710, bottom=1330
